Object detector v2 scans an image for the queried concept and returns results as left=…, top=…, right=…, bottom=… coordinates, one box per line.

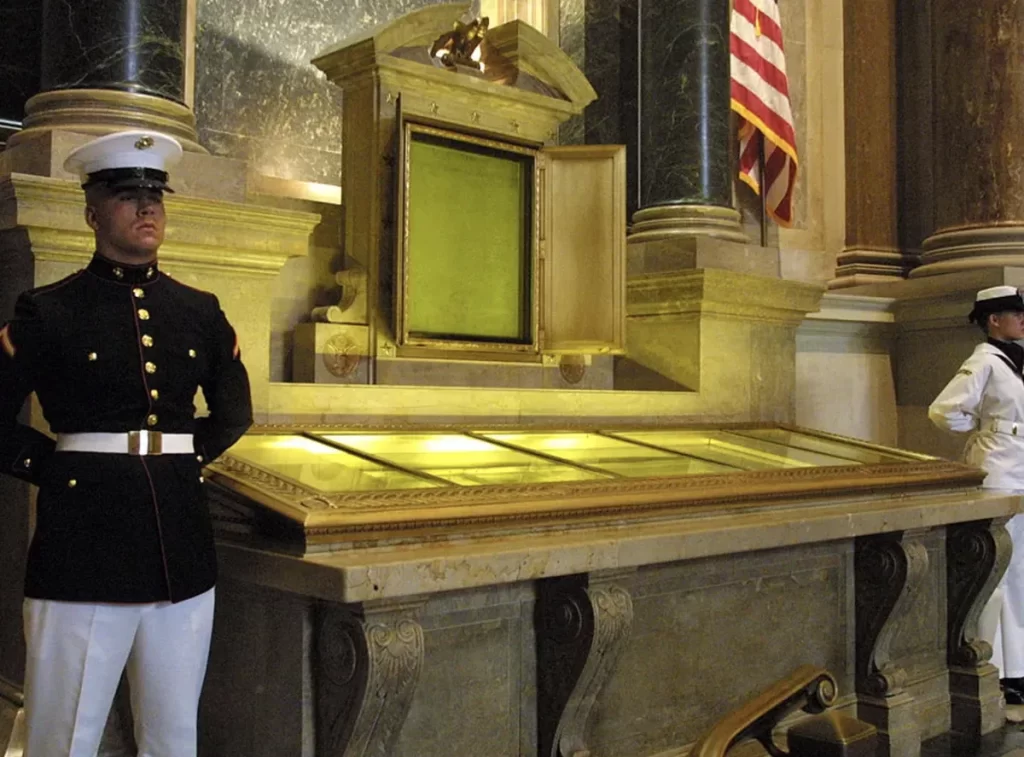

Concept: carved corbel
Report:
left=315, top=600, right=425, bottom=756
left=854, top=531, right=931, bottom=756
left=854, top=531, right=929, bottom=698
left=946, top=518, right=1013, bottom=742
left=947, top=519, right=1012, bottom=668
left=535, top=571, right=634, bottom=757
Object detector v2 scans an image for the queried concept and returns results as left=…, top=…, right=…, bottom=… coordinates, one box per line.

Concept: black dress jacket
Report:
left=0, top=254, right=253, bottom=603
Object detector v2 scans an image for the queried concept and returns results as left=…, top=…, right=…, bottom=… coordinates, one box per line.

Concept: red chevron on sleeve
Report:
left=0, top=325, right=15, bottom=358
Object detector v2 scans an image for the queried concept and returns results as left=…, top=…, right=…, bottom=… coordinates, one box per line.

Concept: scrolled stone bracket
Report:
left=947, top=519, right=1011, bottom=669
left=535, top=570, right=635, bottom=757
left=854, top=531, right=929, bottom=698
left=854, top=530, right=930, bottom=757
left=946, top=518, right=1012, bottom=743
left=315, top=599, right=425, bottom=757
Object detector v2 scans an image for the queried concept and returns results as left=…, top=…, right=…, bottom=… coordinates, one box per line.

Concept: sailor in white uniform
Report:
left=930, top=285, right=1024, bottom=706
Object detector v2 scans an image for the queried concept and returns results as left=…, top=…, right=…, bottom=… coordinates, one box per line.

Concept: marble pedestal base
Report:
left=7, top=89, right=204, bottom=154
left=948, top=664, right=1005, bottom=746
left=913, top=226, right=1024, bottom=279
left=628, top=204, right=747, bottom=244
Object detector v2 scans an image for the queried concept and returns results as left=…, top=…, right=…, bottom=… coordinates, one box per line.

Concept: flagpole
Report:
left=758, top=136, right=768, bottom=247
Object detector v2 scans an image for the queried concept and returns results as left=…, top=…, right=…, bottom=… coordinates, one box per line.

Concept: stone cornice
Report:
left=627, top=268, right=825, bottom=324
left=0, top=172, right=319, bottom=276
left=214, top=485, right=1012, bottom=604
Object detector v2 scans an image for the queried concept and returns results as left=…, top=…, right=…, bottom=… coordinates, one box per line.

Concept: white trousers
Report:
left=979, top=508, right=1024, bottom=678
left=22, top=587, right=215, bottom=757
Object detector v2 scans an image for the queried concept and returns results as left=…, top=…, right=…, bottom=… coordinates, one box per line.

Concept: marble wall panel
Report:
left=589, top=545, right=853, bottom=756
left=778, top=0, right=846, bottom=284
left=194, top=0, right=444, bottom=184
left=200, top=581, right=314, bottom=757
left=778, top=0, right=809, bottom=232
left=391, top=584, right=533, bottom=757
left=256, top=196, right=343, bottom=382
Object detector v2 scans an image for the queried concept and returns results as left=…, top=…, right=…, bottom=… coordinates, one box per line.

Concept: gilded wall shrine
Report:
left=185, top=0, right=846, bottom=383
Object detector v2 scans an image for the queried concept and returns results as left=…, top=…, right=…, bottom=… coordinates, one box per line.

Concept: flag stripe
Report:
left=730, top=82, right=797, bottom=159
left=730, top=35, right=790, bottom=98
left=748, top=0, right=782, bottom=25
left=730, top=54, right=795, bottom=131
left=730, top=0, right=798, bottom=227
left=731, top=12, right=789, bottom=88
left=733, top=0, right=785, bottom=50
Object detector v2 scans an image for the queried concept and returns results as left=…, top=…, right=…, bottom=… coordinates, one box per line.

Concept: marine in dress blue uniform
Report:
left=0, top=131, right=253, bottom=756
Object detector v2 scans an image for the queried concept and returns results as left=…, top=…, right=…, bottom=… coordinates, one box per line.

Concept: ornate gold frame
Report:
left=206, top=423, right=974, bottom=549
left=395, top=120, right=542, bottom=354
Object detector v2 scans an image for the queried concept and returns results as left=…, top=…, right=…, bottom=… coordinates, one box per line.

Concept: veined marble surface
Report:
left=195, top=0, right=444, bottom=184
left=0, top=0, right=43, bottom=122
left=639, top=0, right=732, bottom=208
left=41, top=0, right=185, bottom=101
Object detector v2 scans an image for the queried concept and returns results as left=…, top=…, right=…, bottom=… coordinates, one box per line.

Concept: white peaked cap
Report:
left=976, top=285, right=1022, bottom=302
left=63, top=130, right=183, bottom=190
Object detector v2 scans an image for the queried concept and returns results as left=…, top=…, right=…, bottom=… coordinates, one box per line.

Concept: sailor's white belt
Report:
left=982, top=419, right=1024, bottom=437
left=55, top=431, right=194, bottom=456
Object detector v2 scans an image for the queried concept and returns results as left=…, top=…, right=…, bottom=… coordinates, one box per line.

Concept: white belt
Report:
left=55, top=431, right=194, bottom=456
left=982, top=419, right=1024, bottom=437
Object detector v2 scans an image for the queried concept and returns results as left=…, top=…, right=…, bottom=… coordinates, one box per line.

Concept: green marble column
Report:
left=8, top=0, right=203, bottom=153
left=560, top=0, right=641, bottom=216
left=41, top=0, right=186, bottom=102
left=629, top=0, right=745, bottom=242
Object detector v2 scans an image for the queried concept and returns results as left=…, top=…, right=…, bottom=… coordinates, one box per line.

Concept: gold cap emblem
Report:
left=134, top=136, right=155, bottom=150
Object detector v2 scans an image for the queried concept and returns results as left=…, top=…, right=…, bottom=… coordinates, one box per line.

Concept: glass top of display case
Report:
left=207, top=423, right=977, bottom=550
left=221, top=424, right=932, bottom=494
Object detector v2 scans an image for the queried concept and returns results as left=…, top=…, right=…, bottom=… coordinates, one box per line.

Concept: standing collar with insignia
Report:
left=86, top=253, right=160, bottom=285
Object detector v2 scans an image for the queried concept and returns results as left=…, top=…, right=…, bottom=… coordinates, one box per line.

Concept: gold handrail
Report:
left=690, top=665, right=837, bottom=757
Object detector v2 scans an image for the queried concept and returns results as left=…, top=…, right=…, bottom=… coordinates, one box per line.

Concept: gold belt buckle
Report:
left=127, top=430, right=163, bottom=455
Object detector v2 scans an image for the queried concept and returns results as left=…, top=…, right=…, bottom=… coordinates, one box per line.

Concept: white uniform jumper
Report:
left=930, top=340, right=1024, bottom=678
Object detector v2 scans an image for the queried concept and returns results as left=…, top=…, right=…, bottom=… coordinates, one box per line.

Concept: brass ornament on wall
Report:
left=323, top=334, right=361, bottom=378
left=429, top=15, right=489, bottom=70
left=559, top=355, right=586, bottom=385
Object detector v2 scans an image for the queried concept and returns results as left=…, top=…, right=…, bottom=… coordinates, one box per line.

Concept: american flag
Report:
left=730, top=0, right=799, bottom=227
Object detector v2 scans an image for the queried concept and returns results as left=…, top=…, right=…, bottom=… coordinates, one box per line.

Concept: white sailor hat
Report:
left=968, top=285, right=1024, bottom=323
left=63, top=130, right=183, bottom=192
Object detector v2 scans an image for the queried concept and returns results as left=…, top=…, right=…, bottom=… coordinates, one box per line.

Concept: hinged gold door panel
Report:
left=540, top=144, right=626, bottom=354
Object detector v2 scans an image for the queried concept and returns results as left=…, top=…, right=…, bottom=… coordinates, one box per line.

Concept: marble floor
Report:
left=921, top=723, right=1024, bottom=757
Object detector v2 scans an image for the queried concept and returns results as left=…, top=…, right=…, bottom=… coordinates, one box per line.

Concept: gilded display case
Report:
left=206, top=422, right=977, bottom=555
left=200, top=423, right=1014, bottom=757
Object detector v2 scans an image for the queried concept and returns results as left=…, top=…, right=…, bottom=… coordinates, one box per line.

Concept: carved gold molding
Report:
left=208, top=452, right=983, bottom=546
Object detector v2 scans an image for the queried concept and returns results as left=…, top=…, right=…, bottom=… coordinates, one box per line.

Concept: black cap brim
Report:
left=82, top=167, right=174, bottom=193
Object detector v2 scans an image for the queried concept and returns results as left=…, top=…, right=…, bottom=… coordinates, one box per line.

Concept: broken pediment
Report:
left=312, top=3, right=595, bottom=114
